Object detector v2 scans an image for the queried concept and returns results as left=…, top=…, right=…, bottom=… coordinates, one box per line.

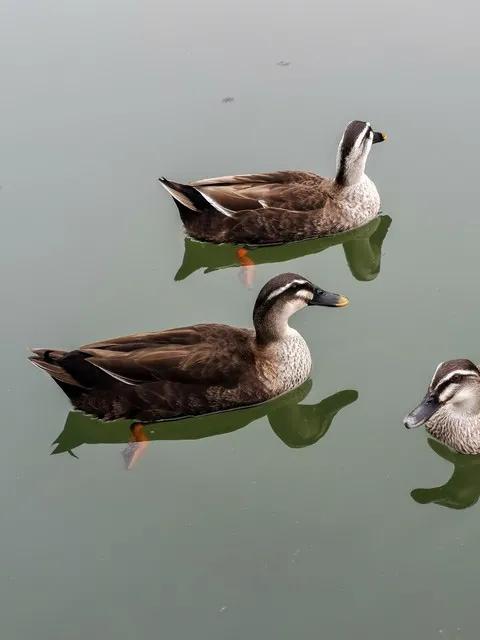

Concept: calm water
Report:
left=3, top=0, right=480, bottom=638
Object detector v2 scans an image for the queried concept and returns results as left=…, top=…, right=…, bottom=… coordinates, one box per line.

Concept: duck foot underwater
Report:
left=236, top=247, right=255, bottom=287
left=121, top=423, right=150, bottom=470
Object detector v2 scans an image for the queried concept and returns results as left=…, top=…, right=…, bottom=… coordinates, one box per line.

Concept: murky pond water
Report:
left=3, top=1, right=480, bottom=638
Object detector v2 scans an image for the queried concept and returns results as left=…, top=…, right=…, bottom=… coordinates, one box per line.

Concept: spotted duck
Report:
left=159, top=120, right=386, bottom=245
left=29, top=273, right=348, bottom=422
left=404, top=359, right=480, bottom=454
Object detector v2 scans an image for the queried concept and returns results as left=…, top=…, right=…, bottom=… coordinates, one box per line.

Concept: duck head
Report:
left=335, top=120, right=386, bottom=187
left=404, top=359, right=480, bottom=429
left=253, top=272, right=349, bottom=344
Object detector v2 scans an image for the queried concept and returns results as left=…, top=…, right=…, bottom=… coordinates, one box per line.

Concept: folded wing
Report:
left=77, top=324, right=255, bottom=387
left=192, top=171, right=329, bottom=213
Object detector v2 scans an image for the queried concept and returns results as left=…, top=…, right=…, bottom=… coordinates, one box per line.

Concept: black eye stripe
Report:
left=435, top=380, right=455, bottom=396
left=363, top=126, right=372, bottom=142
left=289, top=283, right=310, bottom=293
left=434, top=374, right=475, bottom=395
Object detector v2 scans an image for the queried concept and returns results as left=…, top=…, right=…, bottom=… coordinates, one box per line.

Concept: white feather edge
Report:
left=89, top=362, right=137, bottom=386
left=160, top=181, right=197, bottom=212
left=196, top=189, right=235, bottom=217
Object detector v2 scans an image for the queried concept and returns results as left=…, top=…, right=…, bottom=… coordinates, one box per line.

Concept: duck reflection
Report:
left=411, top=438, right=480, bottom=509
left=175, top=215, right=391, bottom=285
left=52, top=380, right=358, bottom=468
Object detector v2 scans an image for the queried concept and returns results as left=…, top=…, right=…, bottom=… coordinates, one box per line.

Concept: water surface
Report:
left=2, top=0, right=480, bottom=638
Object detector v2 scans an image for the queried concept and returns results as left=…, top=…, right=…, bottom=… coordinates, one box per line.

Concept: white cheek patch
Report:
left=295, top=289, right=313, bottom=301
left=451, top=386, right=476, bottom=405
left=439, top=383, right=477, bottom=405
left=439, top=386, right=457, bottom=403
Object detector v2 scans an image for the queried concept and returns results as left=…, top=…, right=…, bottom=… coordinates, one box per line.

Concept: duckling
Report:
left=159, top=120, right=386, bottom=245
left=404, top=359, right=480, bottom=454
left=29, top=273, right=349, bottom=422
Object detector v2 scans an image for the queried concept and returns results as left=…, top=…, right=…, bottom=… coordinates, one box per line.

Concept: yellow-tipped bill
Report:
left=308, top=288, right=350, bottom=308
left=372, top=130, right=387, bottom=144
left=335, top=295, right=350, bottom=307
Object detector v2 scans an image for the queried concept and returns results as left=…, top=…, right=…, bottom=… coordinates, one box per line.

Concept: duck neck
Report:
left=253, top=302, right=297, bottom=345
left=335, top=150, right=368, bottom=187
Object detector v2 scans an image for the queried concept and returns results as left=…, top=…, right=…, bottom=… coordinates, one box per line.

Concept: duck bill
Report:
left=372, top=131, right=387, bottom=143
left=309, top=288, right=349, bottom=308
left=404, top=392, right=440, bottom=429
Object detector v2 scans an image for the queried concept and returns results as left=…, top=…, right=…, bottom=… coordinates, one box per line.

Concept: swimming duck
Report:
left=404, top=359, right=480, bottom=454
left=159, top=120, right=386, bottom=245
left=29, top=273, right=349, bottom=422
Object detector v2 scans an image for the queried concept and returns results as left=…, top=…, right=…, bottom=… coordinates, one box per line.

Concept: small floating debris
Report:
left=276, top=60, right=291, bottom=67
left=222, top=96, right=235, bottom=103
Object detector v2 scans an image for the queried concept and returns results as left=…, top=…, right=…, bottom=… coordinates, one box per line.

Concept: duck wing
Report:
left=77, top=324, right=255, bottom=387
left=192, top=171, right=329, bottom=213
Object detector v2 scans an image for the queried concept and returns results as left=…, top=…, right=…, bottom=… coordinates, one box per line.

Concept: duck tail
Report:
left=159, top=176, right=236, bottom=219
left=159, top=177, right=210, bottom=213
left=30, top=348, right=64, bottom=362
left=29, top=349, right=83, bottom=388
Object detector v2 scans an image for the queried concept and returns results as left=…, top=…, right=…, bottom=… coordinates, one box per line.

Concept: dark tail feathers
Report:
left=159, top=177, right=213, bottom=212
left=29, top=348, right=83, bottom=387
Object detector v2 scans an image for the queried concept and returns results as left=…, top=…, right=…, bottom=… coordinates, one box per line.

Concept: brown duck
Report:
left=29, top=273, right=349, bottom=422
left=159, top=120, right=386, bottom=245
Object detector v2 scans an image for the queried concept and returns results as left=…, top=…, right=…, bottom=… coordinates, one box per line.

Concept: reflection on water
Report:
left=52, top=380, right=358, bottom=468
left=176, top=215, right=391, bottom=285
left=411, top=438, right=480, bottom=509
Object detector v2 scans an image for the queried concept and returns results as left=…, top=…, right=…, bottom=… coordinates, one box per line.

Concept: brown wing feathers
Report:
left=31, top=325, right=254, bottom=390
left=160, top=171, right=328, bottom=215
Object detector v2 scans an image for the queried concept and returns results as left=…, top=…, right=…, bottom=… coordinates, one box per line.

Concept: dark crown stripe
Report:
left=431, top=359, right=479, bottom=390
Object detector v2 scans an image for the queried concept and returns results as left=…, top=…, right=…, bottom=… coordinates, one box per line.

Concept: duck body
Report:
left=30, top=274, right=348, bottom=422
left=163, top=172, right=380, bottom=245
left=405, top=359, right=480, bottom=455
left=160, top=121, right=386, bottom=245
left=31, top=325, right=299, bottom=422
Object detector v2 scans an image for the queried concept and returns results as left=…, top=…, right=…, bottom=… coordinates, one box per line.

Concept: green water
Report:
left=3, top=0, right=480, bottom=638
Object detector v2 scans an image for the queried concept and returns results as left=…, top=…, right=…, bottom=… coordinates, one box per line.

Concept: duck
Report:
left=29, top=273, right=349, bottom=423
left=404, top=359, right=480, bottom=454
left=159, top=120, right=386, bottom=245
